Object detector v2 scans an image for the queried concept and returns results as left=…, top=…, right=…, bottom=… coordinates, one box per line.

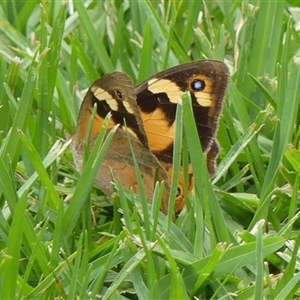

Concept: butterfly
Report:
left=71, top=60, right=229, bottom=213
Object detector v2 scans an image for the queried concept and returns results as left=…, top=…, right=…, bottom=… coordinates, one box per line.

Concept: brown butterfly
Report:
left=71, top=60, right=229, bottom=213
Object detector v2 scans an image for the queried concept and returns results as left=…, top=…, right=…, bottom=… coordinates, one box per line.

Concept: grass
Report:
left=0, top=0, right=300, bottom=299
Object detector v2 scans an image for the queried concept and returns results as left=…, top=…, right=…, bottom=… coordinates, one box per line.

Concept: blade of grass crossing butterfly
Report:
left=166, top=98, right=184, bottom=228
left=182, top=92, right=230, bottom=244
left=123, top=124, right=152, bottom=238
left=63, top=117, right=115, bottom=238
left=83, top=104, right=104, bottom=162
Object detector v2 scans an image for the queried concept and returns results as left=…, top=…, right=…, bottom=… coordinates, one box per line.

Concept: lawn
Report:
left=0, top=1, right=300, bottom=299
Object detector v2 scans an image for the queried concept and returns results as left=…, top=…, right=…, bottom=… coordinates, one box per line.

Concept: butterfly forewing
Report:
left=136, top=60, right=229, bottom=172
left=76, top=72, right=148, bottom=148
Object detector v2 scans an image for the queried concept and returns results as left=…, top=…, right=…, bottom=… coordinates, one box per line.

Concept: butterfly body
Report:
left=71, top=60, right=229, bottom=213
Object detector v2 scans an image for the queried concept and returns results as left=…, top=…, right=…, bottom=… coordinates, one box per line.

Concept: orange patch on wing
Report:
left=140, top=108, right=175, bottom=152
left=76, top=110, right=115, bottom=143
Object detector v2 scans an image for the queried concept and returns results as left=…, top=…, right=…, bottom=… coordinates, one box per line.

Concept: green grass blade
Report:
left=18, top=130, right=62, bottom=209
left=251, top=58, right=300, bottom=226
left=182, top=92, right=230, bottom=245
left=0, top=49, right=44, bottom=167
left=73, top=0, right=114, bottom=73
left=1, top=191, right=28, bottom=299
left=62, top=125, right=114, bottom=238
